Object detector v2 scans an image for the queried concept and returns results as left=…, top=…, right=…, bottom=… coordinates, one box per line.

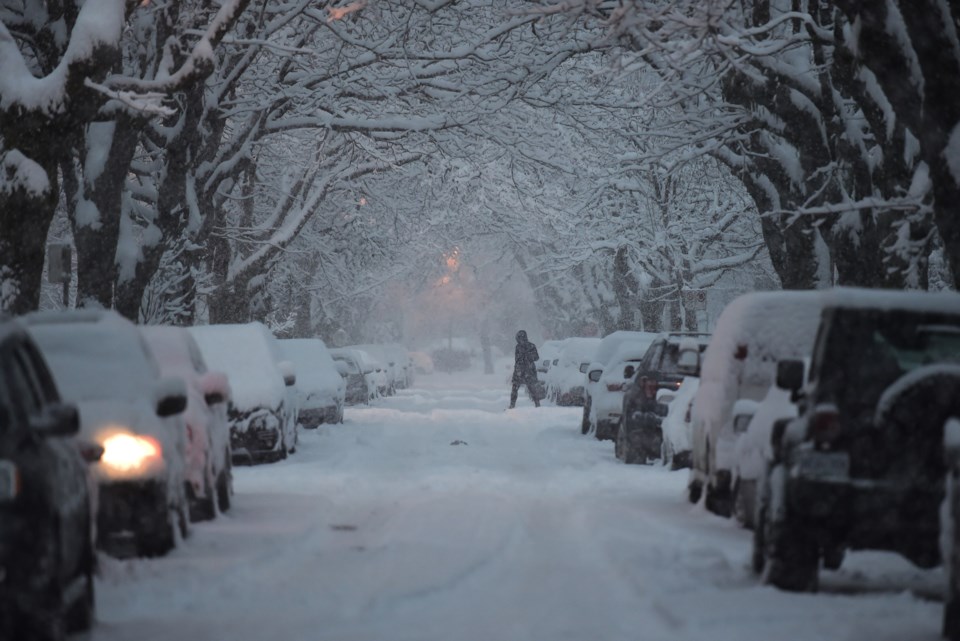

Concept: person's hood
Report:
left=516, top=330, right=528, bottom=343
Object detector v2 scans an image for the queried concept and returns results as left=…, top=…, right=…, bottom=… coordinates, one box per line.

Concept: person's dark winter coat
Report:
left=510, top=330, right=541, bottom=408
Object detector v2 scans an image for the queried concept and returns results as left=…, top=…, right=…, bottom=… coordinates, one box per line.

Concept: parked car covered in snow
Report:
left=753, top=288, right=960, bottom=592
left=0, top=320, right=99, bottom=639
left=583, top=331, right=659, bottom=436
left=142, top=325, right=233, bottom=519
left=190, top=323, right=299, bottom=463
left=409, top=350, right=434, bottom=376
left=590, top=339, right=658, bottom=441
left=732, top=365, right=805, bottom=530
left=660, top=376, right=699, bottom=469
left=545, top=337, right=600, bottom=406
left=618, top=333, right=710, bottom=464
left=537, top=339, right=567, bottom=374
left=24, top=310, right=190, bottom=557
left=689, top=290, right=823, bottom=516
left=330, top=347, right=377, bottom=404
left=279, top=338, right=345, bottom=427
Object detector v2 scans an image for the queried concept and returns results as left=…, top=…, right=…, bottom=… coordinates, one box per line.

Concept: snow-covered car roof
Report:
left=593, top=331, right=659, bottom=367
left=22, top=310, right=161, bottom=403
left=819, top=287, right=960, bottom=314
left=279, top=338, right=345, bottom=400
left=189, top=323, right=286, bottom=412
left=699, top=290, right=825, bottom=391
left=558, top=337, right=602, bottom=365
left=140, top=325, right=208, bottom=379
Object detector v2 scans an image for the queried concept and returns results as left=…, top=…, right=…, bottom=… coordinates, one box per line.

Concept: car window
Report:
left=8, top=347, right=42, bottom=419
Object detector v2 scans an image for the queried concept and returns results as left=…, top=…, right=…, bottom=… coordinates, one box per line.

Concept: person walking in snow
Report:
left=509, top=330, right=541, bottom=409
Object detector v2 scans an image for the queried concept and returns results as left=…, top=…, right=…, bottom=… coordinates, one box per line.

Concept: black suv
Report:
left=754, top=292, right=960, bottom=592
left=0, top=322, right=100, bottom=640
left=617, top=333, right=709, bottom=464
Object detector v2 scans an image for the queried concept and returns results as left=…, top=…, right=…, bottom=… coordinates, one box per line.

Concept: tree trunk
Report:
left=0, top=150, right=58, bottom=314
left=70, top=116, right=139, bottom=309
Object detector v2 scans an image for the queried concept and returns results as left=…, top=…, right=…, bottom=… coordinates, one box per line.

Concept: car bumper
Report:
left=98, top=478, right=168, bottom=550
left=557, top=387, right=585, bottom=406
left=788, top=462, right=943, bottom=565
left=298, top=405, right=341, bottom=428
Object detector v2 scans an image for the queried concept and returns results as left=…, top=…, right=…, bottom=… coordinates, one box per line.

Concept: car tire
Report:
left=66, top=568, right=95, bottom=633
left=705, top=481, right=733, bottom=518
left=761, top=465, right=819, bottom=592
left=217, top=450, right=233, bottom=513
left=734, top=479, right=756, bottom=530
left=687, top=479, right=703, bottom=504
left=581, top=402, right=591, bottom=435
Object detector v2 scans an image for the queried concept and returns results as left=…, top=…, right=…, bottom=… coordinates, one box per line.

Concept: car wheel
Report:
left=687, top=478, right=703, bottom=504
left=752, top=486, right=767, bottom=575
left=947, top=470, right=960, bottom=640
left=580, top=402, right=591, bottom=435
left=217, top=450, right=233, bottom=513
left=733, top=479, right=756, bottom=530
left=614, top=428, right=623, bottom=460
left=762, top=464, right=819, bottom=592
left=66, top=568, right=95, bottom=633
left=66, top=518, right=96, bottom=633
left=705, top=481, right=733, bottom=518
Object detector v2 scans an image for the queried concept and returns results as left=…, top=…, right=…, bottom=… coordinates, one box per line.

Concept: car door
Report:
left=7, top=338, right=88, bottom=584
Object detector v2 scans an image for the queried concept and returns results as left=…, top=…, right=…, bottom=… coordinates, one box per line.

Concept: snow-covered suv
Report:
left=754, top=288, right=960, bottom=592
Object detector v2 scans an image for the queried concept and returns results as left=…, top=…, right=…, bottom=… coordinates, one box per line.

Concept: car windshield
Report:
left=28, top=325, right=159, bottom=403
left=816, top=309, right=960, bottom=418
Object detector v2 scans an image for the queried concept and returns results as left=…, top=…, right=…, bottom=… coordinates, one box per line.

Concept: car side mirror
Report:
left=278, top=360, right=297, bottom=387
left=776, top=359, right=804, bottom=392
left=623, top=365, right=636, bottom=379
left=588, top=369, right=602, bottom=383
left=579, top=363, right=589, bottom=374
left=156, top=376, right=188, bottom=418
left=200, top=371, right=231, bottom=406
left=655, top=402, right=670, bottom=418
left=30, top=402, right=80, bottom=437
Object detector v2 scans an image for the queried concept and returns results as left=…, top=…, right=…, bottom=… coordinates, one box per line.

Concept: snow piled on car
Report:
left=189, top=323, right=286, bottom=413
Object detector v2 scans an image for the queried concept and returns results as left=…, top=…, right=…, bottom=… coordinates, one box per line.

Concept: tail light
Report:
left=808, top=404, right=840, bottom=449
left=0, top=460, right=20, bottom=502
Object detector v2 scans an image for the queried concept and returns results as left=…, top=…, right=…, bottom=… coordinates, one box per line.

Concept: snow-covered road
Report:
left=89, top=371, right=942, bottom=641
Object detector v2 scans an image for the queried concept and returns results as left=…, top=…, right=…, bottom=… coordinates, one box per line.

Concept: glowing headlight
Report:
left=101, top=434, right=162, bottom=473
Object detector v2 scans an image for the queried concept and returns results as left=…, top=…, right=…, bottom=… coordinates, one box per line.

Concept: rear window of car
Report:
left=815, top=309, right=960, bottom=417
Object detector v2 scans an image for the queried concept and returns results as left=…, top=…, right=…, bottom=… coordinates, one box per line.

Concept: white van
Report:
left=689, top=291, right=823, bottom=516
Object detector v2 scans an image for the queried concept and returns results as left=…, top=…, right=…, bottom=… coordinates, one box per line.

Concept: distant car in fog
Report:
left=142, top=325, right=233, bottom=519
left=24, top=310, right=191, bottom=557
left=279, top=338, right=345, bottom=427
left=590, top=339, right=658, bottom=441
left=410, top=351, right=434, bottom=376
left=583, top=331, right=659, bottom=437
left=545, top=337, right=600, bottom=406
left=330, top=347, right=378, bottom=404
left=0, top=320, right=100, bottom=639
left=190, top=323, right=299, bottom=463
